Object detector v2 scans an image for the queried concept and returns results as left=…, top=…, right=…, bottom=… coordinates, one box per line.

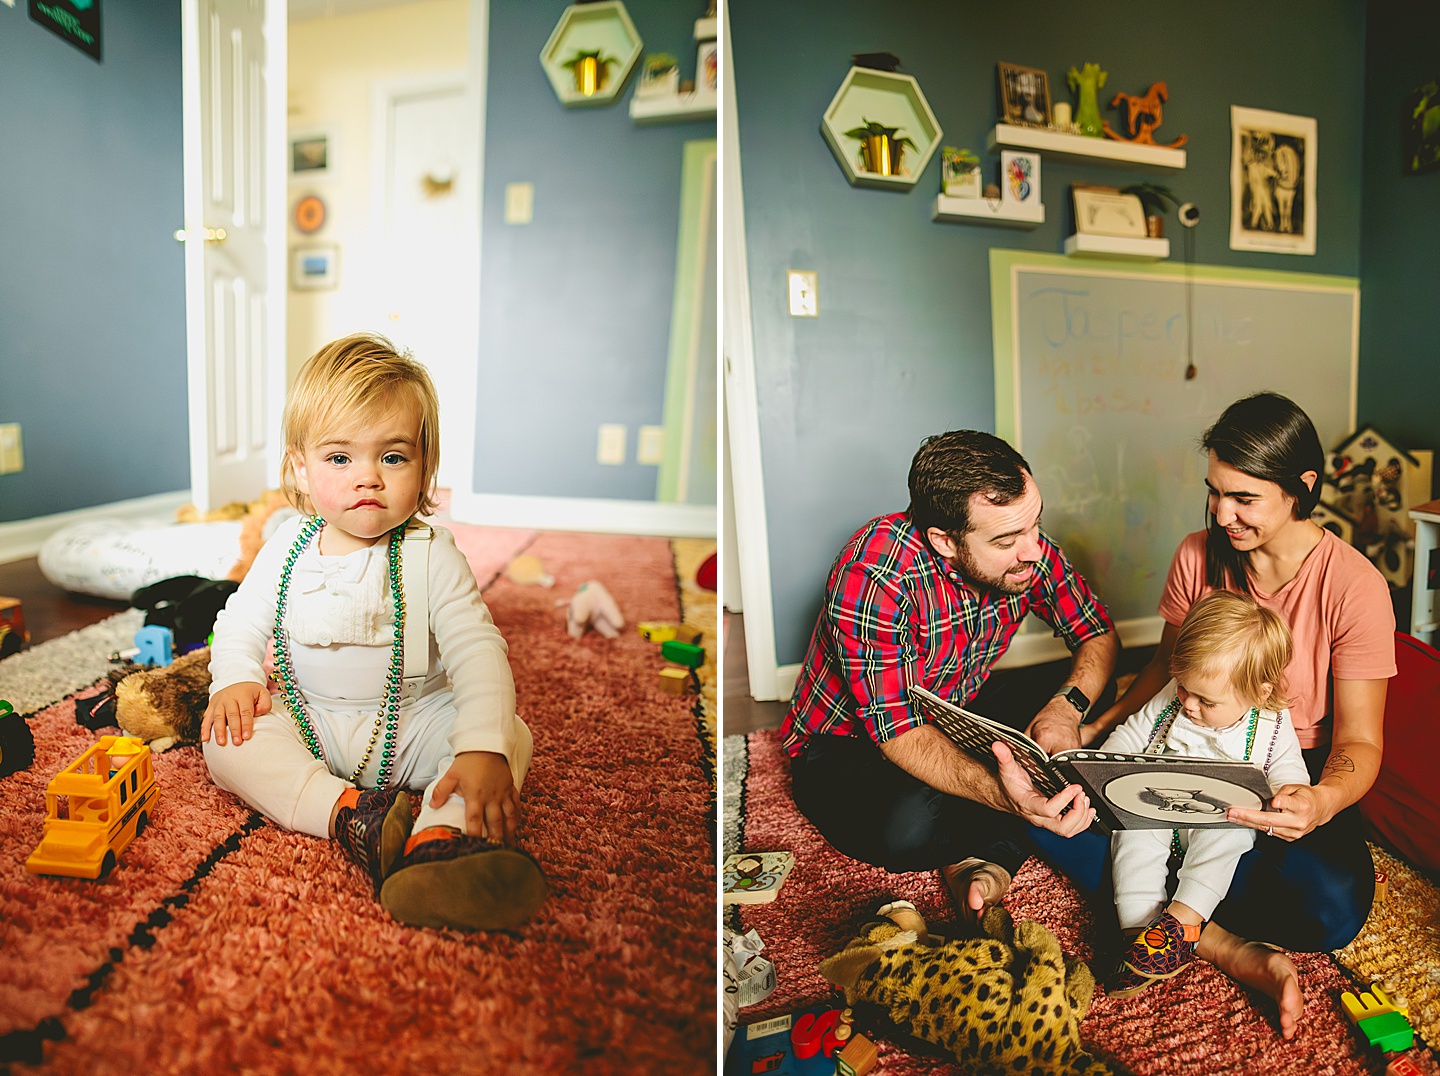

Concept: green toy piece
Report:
left=1067, top=63, right=1108, bottom=138
left=660, top=640, right=704, bottom=668
left=1358, top=1011, right=1414, bottom=1052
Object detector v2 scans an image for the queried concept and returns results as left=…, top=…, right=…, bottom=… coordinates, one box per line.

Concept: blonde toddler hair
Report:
left=280, top=333, right=441, bottom=517
left=1170, top=590, right=1292, bottom=711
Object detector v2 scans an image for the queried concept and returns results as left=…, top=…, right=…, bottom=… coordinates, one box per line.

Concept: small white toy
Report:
left=563, top=581, right=624, bottom=639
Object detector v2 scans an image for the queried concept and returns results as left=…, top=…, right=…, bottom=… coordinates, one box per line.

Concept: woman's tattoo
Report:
left=1324, top=753, right=1356, bottom=773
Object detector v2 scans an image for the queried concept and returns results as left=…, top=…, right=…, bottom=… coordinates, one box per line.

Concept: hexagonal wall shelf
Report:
left=540, top=1, right=643, bottom=108
left=820, top=67, right=942, bottom=190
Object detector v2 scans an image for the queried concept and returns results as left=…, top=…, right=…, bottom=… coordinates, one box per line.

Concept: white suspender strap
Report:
left=400, top=522, right=433, bottom=703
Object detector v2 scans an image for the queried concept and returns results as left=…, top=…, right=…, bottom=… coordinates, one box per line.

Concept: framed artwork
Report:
left=292, top=193, right=326, bottom=235
left=289, top=128, right=336, bottom=180
left=1001, top=150, right=1040, bottom=207
left=997, top=62, right=1050, bottom=128
left=696, top=38, right=718, bottom=96
left=1402, top=77, right=1440, bottom=175
left=1229, top=106, right=1317, bottom=255
left=1071, top=184, right=1147, bottom=237
left=290, top=245, right=339, bottom=290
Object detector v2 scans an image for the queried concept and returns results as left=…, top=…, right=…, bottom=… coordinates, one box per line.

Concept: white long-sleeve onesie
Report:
left=203, top=514, right=531, bottom=837
left=1103, top=678, right=1309, bottom=928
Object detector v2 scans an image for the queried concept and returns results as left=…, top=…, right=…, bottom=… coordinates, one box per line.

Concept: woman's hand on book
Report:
left=993, top=741, right=1096, bottom=837
left=1228, top=783, right=1331, bottom=841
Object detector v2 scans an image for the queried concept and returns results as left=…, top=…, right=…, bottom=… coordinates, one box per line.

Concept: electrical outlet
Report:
left=504, top=182, right=533, bottom=224
left=0, top=424, right=22, bottom=475
left=597, top=423, right=626, bottom=465
left=787, top=270, right=818, bottom=317
left=637, top=425, right=665, bottom=465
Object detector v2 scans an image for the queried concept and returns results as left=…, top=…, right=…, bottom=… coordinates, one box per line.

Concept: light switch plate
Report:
left=597, top=423, right=626, bottom=465
left=637, top=425, right=665, bottom=465
left=0, top=424, right=22, bottom=475
left=505, top=182, right=534, bottom=224
left=787, top=270, right=818, bottom=317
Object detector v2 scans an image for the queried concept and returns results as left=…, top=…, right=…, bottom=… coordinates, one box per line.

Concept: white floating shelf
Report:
left=933, top=194, right=1044, bottom=228
left=988, top=124, right=1186, bottom=170
left=694, top=16, right=716, bottom=40
left=1064, top=233, right=1171, bottom=260
left=630, top=92, right=716, bottom=125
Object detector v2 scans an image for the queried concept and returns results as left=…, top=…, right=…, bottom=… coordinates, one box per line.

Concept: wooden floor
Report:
left=0, top=557, right=127, bottom=649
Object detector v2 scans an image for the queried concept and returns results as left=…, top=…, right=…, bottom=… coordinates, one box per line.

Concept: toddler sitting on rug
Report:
left=201, top=333, right=547, bottom=931
left=1100, top=591, right=1309, bottom=997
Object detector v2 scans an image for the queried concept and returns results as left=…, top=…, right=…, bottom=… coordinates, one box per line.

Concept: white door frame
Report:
left=370, top=68, right=478, bottom=497
left=180, top=0, right=289, bottom=510
left=720, top=0, right=787, bottom=700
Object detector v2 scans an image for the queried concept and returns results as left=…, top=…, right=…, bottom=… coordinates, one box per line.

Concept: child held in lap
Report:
left=201, top=333, right=546, bottom=931
left=1101, top=591, right=1308, bottom=998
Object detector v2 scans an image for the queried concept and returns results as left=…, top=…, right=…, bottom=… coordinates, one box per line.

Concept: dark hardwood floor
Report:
left=0, top=557, right=129, bottom=649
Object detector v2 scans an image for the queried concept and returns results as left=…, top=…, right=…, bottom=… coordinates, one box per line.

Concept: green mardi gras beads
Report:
left=271, top=516, right=406, bottom=788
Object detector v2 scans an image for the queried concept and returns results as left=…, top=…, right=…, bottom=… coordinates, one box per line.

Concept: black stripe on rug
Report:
left=0, top=811, right=265, bottom=1067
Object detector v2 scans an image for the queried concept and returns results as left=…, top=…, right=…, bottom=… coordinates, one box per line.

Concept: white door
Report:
left=181, top=0, right=281, bottom=511
left=377, top=79, right=478, bottom=493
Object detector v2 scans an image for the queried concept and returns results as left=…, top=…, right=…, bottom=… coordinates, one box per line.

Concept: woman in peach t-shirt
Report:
left=1072, top=393, right=1394, bottom=1039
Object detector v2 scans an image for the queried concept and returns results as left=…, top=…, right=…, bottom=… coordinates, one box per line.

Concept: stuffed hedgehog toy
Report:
left=76, top=647, right=211, bottom=752
left=819, top=901, right=1113, bottom=1076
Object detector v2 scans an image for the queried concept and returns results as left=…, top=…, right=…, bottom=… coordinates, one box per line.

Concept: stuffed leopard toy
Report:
left=819, top=901, right=1113, bottom=1076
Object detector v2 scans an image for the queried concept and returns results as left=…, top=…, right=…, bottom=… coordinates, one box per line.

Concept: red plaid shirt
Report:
left=781, top=512, right=1114, bottom=758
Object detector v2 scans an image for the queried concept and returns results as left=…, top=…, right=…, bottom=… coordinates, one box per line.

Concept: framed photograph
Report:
left=289, top=128, right=336, bottom=180
left=1402, top=77, right=1440, bottom=175
left=696, top=38, right=718, bottom=97
left=1230, top=106, right=1317, bottom=255
left=1071, top=184, right=1147, bottom=237
left=1001, top=150, right=1041, bottom=207
left=290, top=245, right=339, bottom=290
left=997, top=62, right=1051, bottom=128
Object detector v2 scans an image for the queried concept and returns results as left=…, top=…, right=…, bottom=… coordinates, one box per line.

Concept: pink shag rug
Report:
left=0, top=528, right=715, bottom=1074
left=732, top=728, right=1440, bottom=1076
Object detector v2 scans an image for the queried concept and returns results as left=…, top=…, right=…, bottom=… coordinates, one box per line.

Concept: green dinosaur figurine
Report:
left=1068, top=63, right=1108, bottom=138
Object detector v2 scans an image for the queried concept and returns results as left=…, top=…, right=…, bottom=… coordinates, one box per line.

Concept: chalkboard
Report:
left=990, top=250, right=1358, bottom=632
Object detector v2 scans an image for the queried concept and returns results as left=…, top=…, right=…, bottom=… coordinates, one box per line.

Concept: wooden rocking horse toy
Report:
left=1104, top=81, right=1188, bottom=148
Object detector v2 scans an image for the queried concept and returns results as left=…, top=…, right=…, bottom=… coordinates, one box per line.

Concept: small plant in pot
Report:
left=844, top=118, right=918, bottom=177
left=563, top=50, right=618, bottom=96
left=1122, top=182, right=1180, bottom=238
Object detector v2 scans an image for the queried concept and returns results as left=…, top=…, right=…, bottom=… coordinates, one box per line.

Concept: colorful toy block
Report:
left=657, top=667, right=690, bottom=695
left=0, top=595, right=28, bottom=647
left=638, top=621, right=679, bottom=643
left=1343, top=984, right=1408, bottom=1023
left=1387, top=1055, right=1425, bottom=1076
left=1358, top=1011, right=1413, bottom=1052
left=674, top=623, right=704, bottom=645
left=1374, top=868, right=1389, bottom=903
left=133, top=625, right=173, bottom=667
left=660, top=639, right=704, bottom=668
left=836, top=1032, right=878, bottom=1076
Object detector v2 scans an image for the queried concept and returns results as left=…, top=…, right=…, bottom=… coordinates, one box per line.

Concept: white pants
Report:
left=1111, top=827, right=1256, bottom=929
left=204, top=687, right=533, bottom=839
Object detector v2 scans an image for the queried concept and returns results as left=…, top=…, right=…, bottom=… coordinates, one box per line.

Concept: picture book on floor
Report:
left=909, top=686, right=1277, bottom=834
left=722, top=850, right=796, bottom=904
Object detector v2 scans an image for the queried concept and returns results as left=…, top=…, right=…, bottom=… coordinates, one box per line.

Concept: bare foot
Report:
left=1198, top=921, right=1304, bottom=1040
left=940, top=858, right=1011, bottom=934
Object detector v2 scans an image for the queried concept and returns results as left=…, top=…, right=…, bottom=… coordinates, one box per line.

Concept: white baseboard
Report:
left=449, top=491, right=717, bottom=538
left=0, top=491, right=192, bottom=565
left=756, top=616, right=1163, bottom=703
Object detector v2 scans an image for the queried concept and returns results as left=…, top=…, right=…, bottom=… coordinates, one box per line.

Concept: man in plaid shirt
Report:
left=782, top=430, right=1118, bottom=926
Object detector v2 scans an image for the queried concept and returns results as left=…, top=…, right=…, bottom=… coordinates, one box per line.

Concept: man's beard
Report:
left=954, top=542, right=1036, bottom=595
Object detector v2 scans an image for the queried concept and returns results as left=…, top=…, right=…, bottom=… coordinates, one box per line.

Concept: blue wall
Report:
left=0, top=1, right=189, bottom=523
left=473, top=0, right=714, bottom=499
left=730, top=0, right=1369, bottom=665
left=1357, top=1, right=1440, bottom=470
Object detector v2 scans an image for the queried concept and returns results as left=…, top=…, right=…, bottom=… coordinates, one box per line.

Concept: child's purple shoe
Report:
left=380, top=828, right=548, bottom=932
left=1106, top=910, right=1204, bottom=999
left=333, top=787, right=414, bottom=892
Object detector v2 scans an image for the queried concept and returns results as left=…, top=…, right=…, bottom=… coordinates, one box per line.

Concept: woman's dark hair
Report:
left=908, top=430, right=1031, bottom=539
left=1200, top=392, right=1324, bottom=594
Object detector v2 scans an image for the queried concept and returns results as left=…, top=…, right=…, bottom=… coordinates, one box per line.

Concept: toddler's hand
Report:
left=201, top=682, right=271, bottom=746
left=431, top=751, right=521, bottom=846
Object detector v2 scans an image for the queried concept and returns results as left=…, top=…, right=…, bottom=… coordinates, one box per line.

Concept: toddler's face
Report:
left=292, top=403, right=424, bottom=554
left=1174, top=666, right=1268, bottom=730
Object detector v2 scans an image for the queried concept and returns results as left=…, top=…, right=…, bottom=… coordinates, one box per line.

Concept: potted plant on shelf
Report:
left=563, top=49, right=618, bottom=96
left=637, top=52, right=679, bottom=98
left=844, top=118, right=917, bottom=178
left=1122, top=182, right=1179, bottom=237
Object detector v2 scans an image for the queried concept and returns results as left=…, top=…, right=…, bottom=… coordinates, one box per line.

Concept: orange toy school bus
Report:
left=26, top=735, right=157, bottom=879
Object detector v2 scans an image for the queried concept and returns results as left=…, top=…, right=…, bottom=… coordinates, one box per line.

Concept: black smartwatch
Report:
left=1054, top=686, right=1091, bottom=721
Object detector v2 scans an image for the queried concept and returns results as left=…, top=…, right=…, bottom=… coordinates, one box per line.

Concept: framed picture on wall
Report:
left=1071, top=184, right=1147, bottom=237
left=1229, top=106, right=1317, bottom=255
left=696, top=38, right=718, bottom=98
left=290, top=245, right=339, bottom=290
left=997, top=62, right=1050, bottom=128
left=289, top=128, right=336, bottom=180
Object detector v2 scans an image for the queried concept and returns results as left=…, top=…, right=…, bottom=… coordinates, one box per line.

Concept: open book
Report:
left=910, top=686, right=1277, bottom=834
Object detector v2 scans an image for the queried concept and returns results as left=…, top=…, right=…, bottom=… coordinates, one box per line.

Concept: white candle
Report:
left=1053, top=102, right=1072, bottom=129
